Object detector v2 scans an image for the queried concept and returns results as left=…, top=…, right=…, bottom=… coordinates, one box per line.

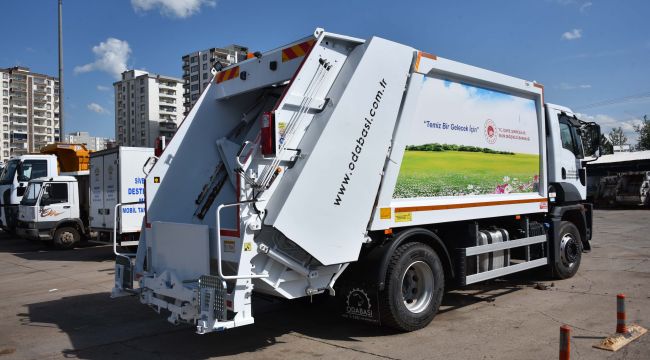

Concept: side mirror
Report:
left=591, top=124, right=601, bottom=158
left=16, top=186, right=26, bottom=197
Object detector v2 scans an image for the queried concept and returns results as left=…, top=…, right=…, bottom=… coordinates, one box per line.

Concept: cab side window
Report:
left=559, top=120, right=584, bottom=159
left=559, top=122, right=574, bottom=152
left=40, top=183, right=68, bottom=205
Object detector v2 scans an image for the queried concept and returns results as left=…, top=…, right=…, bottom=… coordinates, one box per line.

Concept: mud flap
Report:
left=336, top=282, right=381, bottom=325
left=112, top=256, right=133, bottom=297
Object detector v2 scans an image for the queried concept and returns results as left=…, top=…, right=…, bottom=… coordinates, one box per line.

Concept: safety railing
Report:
left=215, top=201, right=269, bottom=280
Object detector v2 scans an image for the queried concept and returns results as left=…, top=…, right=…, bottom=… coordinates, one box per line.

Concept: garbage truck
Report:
left=112, top=28, right=600, bottom=333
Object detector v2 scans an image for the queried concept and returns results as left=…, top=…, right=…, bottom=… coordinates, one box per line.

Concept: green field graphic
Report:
left=393, top=150, right=539, bottom=198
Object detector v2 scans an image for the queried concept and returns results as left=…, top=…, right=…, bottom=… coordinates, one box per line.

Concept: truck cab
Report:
left=545, top=103, right=600, bottom=204
left=0, top=155, right=58, bottom=233
left=16, top=175, right=90, bottom=249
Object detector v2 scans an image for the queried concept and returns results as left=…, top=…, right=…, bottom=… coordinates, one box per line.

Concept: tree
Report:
left=600, top=134, right=613, bottom=155
left=608, top=127, right=628, bottom=147
left=634, top=115, right=650, bottom=151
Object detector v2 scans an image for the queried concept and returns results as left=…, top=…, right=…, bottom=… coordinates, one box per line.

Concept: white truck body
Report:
left=113, top=28, right=598, bottom=334
left=90, top=147, right=154, bottom=243
left=0, top=154, right=58, bottom=232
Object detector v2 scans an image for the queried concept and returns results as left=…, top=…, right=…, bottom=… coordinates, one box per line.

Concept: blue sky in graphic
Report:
left=1, top=0, right=648, bottom=143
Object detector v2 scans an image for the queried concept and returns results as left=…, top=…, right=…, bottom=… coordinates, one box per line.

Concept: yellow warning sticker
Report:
left=223, top=240, right=236, bottom=253
left=243, top=242, right=253, bottom=251
left=380, top=207, right=391, bottom=220
left=395, top=212, right=412, bottom=223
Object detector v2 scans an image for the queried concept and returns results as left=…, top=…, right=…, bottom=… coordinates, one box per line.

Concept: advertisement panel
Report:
left=393, top=77, right=540, bottom=199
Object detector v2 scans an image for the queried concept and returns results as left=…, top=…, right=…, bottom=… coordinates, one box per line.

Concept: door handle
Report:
left=63, top=206, right=71, bottom=209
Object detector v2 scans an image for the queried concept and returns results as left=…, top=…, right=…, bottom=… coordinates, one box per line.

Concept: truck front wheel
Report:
left=379, top=242, right=444, bottom=331
left=53, top=227, right=80, bottom=250
left=552, top=221, right=582, bottom=279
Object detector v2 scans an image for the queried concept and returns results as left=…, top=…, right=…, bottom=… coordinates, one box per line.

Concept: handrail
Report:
left=113, top=201, right=144, bottom=258
left=215, top=201, right=269, bottom=280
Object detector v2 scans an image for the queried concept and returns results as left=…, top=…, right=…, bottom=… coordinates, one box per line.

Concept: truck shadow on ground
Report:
left=19, top=277, right=535, bottom=359
left=0, top=232, right=115, bottom=263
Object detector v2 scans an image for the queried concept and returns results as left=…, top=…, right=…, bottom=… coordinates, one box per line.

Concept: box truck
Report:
left=90, top=147, right=154, bottom=246
left=15, top=146, right=155, bottom=249
left=113, top=28, right=600, bottom=333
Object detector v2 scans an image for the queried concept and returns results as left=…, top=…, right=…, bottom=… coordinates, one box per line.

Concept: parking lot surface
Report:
left=0, top=209, right=648, bottom=359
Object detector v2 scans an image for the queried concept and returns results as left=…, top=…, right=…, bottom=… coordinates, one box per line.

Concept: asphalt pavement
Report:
left=0, top=209, right=648, bottom=359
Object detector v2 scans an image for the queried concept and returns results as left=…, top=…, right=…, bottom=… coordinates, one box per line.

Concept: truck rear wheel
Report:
left=53, top=227, right=80, bottom=250
left=379, top=242, right=444, bottom=331
left=552, top=221, right=582, bottom=279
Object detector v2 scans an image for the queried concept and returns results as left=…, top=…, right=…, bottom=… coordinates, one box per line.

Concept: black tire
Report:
left=551, top=221, right=582, bottom=279
left=379, top=242, right=444, bottom=331
left=53, top=227, right=80, bottom=250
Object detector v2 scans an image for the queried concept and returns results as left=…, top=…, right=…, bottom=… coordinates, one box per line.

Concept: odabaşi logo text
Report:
left=345, top=288, right=373, bottom=318
left=484, top=119, right=498, bottom=144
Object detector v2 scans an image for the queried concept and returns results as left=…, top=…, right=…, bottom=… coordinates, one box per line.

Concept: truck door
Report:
left=103, top=152, right=119, bottom=231
left=90, top=155, right=105, bottom=228
left=38, top=182, right=72, bottom=224
left=557, top=115, right=586, bottom=199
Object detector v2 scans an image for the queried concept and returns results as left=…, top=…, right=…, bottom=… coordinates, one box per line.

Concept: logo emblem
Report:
left=40, top=208, right=63, bottom=217
left=345, top=288, right=373, bottom=318
left=484, top=119, right=497, bottom=144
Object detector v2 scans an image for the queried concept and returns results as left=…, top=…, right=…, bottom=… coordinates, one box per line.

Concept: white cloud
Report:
left=96, top=85, right=111, bottom=91
left=87, top=102, right=108, bottom=114
left=74, top=38, right=131, bottom=79
left=559, top=83, right=592, bottom=90
left=579, top=2, right=592, bottom=12
left=131, top=0, right=216, bottom=18
left=562, top=29, right=583, bottom=40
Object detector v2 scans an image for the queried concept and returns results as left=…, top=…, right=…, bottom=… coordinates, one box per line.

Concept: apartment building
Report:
left=65, top=131, right=111, bottom=151
left=181, top=44, right=247, bottom=115
left=1, top=66, right=60, bottom=163
left=114, top=70, right=184, bottom=147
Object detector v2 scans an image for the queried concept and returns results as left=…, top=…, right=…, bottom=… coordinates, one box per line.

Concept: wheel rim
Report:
left=559, top=233, right=579, bottom=268
left=59, top=231, right=75, bottom=246
left=400, top=261, right=434, bottom=314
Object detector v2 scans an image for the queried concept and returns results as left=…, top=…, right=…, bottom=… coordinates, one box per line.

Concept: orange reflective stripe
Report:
left=282, top=39, right=316, bottom=62
left=394, top=198, right=546, bottom=213
left=415, top=51, right=437, bottom=72
left=215, top=66, right=240, bottom=84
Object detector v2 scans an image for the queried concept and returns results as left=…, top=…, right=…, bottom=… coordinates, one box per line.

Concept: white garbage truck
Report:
left=113, top=28, right=600, bottom=333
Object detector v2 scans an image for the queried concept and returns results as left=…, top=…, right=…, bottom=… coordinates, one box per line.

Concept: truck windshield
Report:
left=17, top=160, right=48, bottom=182
left=0, top=160, right=19, bottom=185
left=20, top=182, right=44, bottom=206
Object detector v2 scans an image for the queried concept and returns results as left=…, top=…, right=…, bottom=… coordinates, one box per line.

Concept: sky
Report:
left=1, top=0, right=648, bottom=144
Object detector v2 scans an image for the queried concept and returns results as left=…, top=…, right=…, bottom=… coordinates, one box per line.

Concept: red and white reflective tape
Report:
left=616, top=293, right=628, bottom=334
left=559, top=325, right=571, bottom=360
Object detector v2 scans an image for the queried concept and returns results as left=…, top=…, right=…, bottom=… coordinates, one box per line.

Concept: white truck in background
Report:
left=90, top=147, right=155, bottom=246
left=0, top=154, right=58, bottom=233
left=16, top=174, right=90, bottom=249
left=113, top=28, right=600, bottom=333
